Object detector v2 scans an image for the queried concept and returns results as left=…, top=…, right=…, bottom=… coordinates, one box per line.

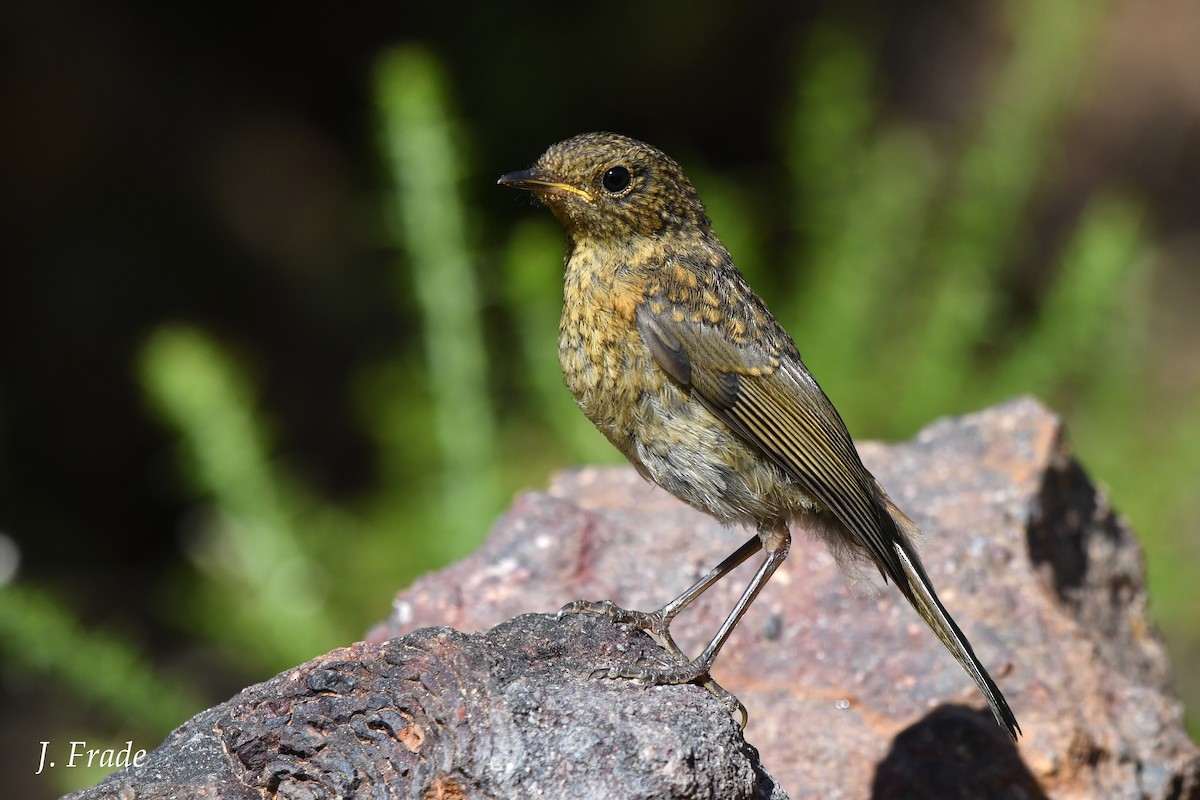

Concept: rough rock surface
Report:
left=66, top=398, right=1199, bottom=799
left=63, top=614, right=785, bottom=799
left=369, top=397, right=1198, bottom=800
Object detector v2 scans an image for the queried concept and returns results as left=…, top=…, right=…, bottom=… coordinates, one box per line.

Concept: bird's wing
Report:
left=636, top=300, right=905, bottom=584
left=638, top=291, right=1022, bottom=742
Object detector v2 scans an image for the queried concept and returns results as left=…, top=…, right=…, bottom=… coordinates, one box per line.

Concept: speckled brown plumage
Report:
left=499, top=132, right=1019, bottom=740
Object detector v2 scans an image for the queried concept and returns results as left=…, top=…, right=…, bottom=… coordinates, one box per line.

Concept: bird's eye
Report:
left=601, top=165, right=632, bottom=194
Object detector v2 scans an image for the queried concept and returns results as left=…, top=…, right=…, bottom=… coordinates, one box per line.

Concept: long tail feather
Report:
left=887, top=504, right=1020, bottom=740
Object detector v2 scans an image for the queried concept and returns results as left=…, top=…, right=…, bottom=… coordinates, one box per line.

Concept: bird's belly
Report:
left=559, top=331, right=813, bottom=523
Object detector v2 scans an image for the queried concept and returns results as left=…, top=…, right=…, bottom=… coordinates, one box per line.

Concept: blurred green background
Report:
left=2, top=1, right=1198, bottom=796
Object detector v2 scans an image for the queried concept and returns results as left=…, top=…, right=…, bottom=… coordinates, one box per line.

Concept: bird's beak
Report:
left=497, top=168, right=593, bottom=203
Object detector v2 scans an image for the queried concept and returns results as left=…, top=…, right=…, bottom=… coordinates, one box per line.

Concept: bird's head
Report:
left=498, top=132, right=711, bottom=242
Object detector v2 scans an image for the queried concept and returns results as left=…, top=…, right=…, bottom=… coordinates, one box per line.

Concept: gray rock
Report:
left=66, top=398, right=1199, bottom=799
left=64, top=613, right=785, bottom=799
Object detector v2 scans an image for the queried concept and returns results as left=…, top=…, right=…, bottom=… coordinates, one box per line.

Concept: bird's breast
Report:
left=558, top=255, right=663, bottom=459
left=557, top=249, right=810, bottom=523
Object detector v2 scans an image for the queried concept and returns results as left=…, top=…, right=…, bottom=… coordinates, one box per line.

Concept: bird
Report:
left=497, top=132, right=1019, bottom=740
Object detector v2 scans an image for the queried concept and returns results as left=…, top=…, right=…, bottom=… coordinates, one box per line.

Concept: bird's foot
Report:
left=591, top=659, right=748, bottom=727
left=558, top=598, right=748, bottom=727
left=558, top=598, right=659, bottom=630
left=558, top=598, right=683, bottom=657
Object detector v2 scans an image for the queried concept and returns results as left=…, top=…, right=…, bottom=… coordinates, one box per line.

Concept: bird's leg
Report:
left=557, top=533, right=763, bottom=658
left=559, top=525, right=789, bottom=724
left=610, top=522, right=788, bottom=684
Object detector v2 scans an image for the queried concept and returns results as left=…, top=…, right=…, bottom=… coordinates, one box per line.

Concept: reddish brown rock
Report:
left=370, top=397, right=1198, bottom=800
left=65, top=398, right=1198, bottom=799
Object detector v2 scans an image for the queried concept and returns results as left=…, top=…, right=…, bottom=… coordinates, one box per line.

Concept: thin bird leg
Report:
left=559, top=533, right=763, bottom=660
left=602, top=523, right=789, bottom=726
left=659, top=533, right=765, bottom=621
left=689, top=522, right=790, bottom=673
left=559, top=531, right=768, bottom=726
left=563, top=525, right=789, bottom=723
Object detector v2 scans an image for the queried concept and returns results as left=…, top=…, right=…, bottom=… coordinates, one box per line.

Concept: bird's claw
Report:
left=560, top=598, right=749, bottom=726
left=583, top=645, right=749, bottom=727
left=558, top=599, right=660, bottom=631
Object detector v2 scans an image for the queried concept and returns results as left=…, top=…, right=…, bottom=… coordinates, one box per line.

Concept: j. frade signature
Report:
left=36, top=740, right=147, bottom=775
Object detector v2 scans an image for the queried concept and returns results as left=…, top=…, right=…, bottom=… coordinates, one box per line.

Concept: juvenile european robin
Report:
left=498, top=132, right=1019, bottom=740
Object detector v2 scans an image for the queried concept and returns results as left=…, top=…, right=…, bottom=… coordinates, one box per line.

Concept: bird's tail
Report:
left=885, top=500, right=1021, bottom=741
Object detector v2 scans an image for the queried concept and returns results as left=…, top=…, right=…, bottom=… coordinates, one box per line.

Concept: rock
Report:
left=66, top=398, right=1199, bottom=799
left=370, top=397, right=1199, bottom=800
left=63, top=614, right=785, bottom=800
